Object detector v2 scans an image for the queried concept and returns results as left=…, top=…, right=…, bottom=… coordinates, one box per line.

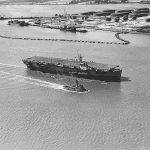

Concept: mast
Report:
left=79, top=54, right=83, bottom=62
left=77, top=50, right=83, bottom=62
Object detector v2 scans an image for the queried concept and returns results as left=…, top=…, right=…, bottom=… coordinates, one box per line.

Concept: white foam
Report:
left=0, top=62, right=24, bottom=68
left=0, top=71, right=64, bottom=90
left=62, top=88, right=90, bottom=94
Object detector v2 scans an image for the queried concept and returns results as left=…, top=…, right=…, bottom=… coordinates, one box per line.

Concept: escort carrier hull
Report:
left=22, top=56, right=122, bottom=82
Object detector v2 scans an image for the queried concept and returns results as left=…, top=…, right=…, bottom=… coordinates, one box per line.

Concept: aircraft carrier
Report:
left=22, top=55, right=122, bottom=82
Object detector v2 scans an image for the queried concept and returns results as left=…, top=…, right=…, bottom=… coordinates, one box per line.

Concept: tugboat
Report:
left=63, top=79, right=88, bottom=93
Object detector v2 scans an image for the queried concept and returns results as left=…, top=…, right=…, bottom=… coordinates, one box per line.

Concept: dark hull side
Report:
left=23, top=61, right=122, bottom=82
left=63, top=85, right=88, bottom=92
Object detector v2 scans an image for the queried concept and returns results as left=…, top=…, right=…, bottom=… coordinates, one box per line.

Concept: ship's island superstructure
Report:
left=22, top=55, right=122, bottom=82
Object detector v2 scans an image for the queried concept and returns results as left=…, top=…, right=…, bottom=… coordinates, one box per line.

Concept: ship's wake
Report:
left=0, top=62, right=91, bottom=93
left=0, top=70, right=64, bottom=90
left=0, top=62, right=24, bottom=69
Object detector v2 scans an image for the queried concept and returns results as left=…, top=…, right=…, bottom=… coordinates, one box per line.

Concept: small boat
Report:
left=63, top=79, right=88, bottom=93
left=8, top=20, right=29, bottom=26
left=76, top=28, right=88, bottom=33
left=60, top=24, right=76, bottom=32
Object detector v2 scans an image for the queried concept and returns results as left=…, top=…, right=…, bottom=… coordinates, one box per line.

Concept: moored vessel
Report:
left=8, top=20, right=29, bottom=26
left=60, top=24, right=76, bottom=32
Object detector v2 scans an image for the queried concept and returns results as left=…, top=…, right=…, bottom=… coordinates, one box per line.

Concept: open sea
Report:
left=0, top=4, right=150, bottom=150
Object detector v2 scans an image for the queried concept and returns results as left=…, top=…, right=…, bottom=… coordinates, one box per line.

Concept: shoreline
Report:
left=0, top=2, right=140, bottom=5
left=97, top=28, right=150, bottom=35
left=0, top=5, right=150, bottom=36
left=1, top=16, right=150, bottom=35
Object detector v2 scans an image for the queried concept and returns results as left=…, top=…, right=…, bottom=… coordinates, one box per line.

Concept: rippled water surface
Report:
left=0, top=4, right=150, bottom=150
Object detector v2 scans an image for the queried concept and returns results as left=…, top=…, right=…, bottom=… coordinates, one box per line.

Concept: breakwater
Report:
left=115, top=32, right=130, bottom=44
left=0, top=32, right=130, bottom=45
left=0, top=17, right=38, bottom=20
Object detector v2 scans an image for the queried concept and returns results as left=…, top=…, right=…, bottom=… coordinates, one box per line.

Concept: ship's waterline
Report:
left=0, top=4, right=150, bottom=150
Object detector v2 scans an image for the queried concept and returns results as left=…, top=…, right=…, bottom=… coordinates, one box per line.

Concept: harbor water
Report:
left=0, top=4, right=150, bottom=150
